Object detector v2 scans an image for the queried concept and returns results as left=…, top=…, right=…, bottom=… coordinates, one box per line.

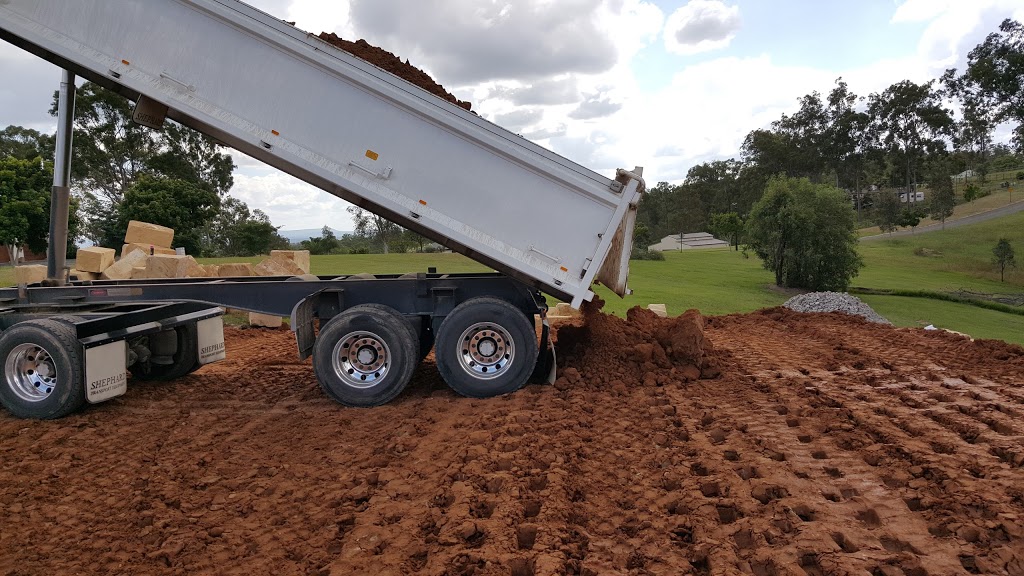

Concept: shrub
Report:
left=630, top=248, right=665, bottom=261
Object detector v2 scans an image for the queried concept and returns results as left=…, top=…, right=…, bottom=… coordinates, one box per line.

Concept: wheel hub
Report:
left=5, top=344, right=58, bottom=402
left=458, top=323, right=514, bottom=380
left=332, top=332, right=391, bottom=389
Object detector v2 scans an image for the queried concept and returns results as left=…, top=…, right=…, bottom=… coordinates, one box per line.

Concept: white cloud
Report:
left=664, top=0, right=741, bottom=56
left=892, top=0, right=1024, bottom=70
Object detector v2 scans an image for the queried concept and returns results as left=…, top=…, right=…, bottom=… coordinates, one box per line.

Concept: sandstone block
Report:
left=142, top=255, right=207, bottom=279
left=101, top=249, right=150, bottom=280
left=216, top=263, right=255, bottom=277
left=647, top=304, right=668, bottom=318
left=14, top=265, right=47, bottom=285
left=254, top=256, right=304, bottom=277
left=248, top=312, right=283, bottom=328
left=69, top=269, right=99, bottom=281
left=76, top=246, right=116, bottom=273
left=124, top=220, right=174, bottom=249
left=130, top=266, right=151, bottom=279
left=122, top=243, right=176, bottom=258
left=202, top=264, right=221, bottom=277
left=270, top=250, right=311, bottom=274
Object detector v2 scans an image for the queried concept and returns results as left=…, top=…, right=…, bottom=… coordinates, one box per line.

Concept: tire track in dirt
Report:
left=2, top=310, right=1023, bottom=575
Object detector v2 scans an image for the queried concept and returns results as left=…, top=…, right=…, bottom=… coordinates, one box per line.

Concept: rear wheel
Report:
left=435, top=297, right=537, bottom=399
left=313, top=304, right=417, bottom=407
left=0, top=319, right=86, bottom=419
left=129, top=323, right=199, bottom=381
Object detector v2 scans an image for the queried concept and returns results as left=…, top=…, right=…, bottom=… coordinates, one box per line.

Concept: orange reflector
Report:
left=560, top=266, right=568, bottom=272
left=271, top=129, right=280, bottom=136
left=121, top=59, right=130, bottom=65
left=365, top=150, right=379, bottom=161
left=419, top=200, right=427, bottom=205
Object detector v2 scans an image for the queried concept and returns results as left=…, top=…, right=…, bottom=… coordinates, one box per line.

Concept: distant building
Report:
left=951, top=169, right=976, bottom=181
left=649, top=232, right=729, bottom=252
left=0, top=245, right=45, bottom=264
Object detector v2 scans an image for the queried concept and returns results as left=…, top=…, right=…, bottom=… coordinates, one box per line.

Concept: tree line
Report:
left=637, top=19, right=1024, bottom=247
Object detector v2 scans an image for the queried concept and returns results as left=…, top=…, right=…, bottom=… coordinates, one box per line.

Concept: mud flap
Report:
left=530, top=311, right=556, bottom=384
left=291, top=294, right=320, bottom=361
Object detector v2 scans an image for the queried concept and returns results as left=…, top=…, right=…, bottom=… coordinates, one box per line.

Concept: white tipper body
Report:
left=0, top=0, right=644, bottom=308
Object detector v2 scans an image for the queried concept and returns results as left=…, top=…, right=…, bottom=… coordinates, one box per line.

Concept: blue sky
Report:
left=1, top=0, right=1022, bottom=231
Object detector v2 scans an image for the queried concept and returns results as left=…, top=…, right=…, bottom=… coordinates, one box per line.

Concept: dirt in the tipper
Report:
left=316, top=32, right=473, bottom=111
left=2, top=305, right=1023, bottom=575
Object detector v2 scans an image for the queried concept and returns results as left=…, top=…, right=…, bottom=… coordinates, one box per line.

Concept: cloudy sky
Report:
left=2, top=0, right=1022, bottom=232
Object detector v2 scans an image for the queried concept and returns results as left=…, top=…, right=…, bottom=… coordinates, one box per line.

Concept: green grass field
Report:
left=3, top=209, right=1022, bottom=345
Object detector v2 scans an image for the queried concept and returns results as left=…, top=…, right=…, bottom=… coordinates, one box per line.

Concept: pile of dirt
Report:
left=2, top=308, right=1023, bottom=575
left=317, top=32, right=473, bottom=111
left=554, top=298, right=721, bottom=390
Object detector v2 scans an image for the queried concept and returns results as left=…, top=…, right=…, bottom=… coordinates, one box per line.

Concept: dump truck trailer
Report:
left=0, top=0, right=645, bottom=419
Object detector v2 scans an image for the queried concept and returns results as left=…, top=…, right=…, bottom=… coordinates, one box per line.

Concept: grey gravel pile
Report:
left=783, top=291, right=892, bottom=324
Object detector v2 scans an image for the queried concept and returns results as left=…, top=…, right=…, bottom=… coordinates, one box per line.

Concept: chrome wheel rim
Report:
left=331, top=331, right=391, bottom=389
left=5, top=343, right=58, bottom=402
left=457, top=322, right=514, bottom=380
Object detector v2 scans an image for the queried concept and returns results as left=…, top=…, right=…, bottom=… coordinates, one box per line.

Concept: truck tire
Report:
left=313, top=304, right=417, bottom=407
left=0, top=319, right=87, bottom=419
left=435, top=297, right=537, bottom=399
left=130, top=323, right=200, bottom=381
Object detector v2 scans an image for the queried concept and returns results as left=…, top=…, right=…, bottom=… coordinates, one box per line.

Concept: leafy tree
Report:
left=825, top=79, right=872, bottom=194
left=300, top=226, right=340, bottom=255
left=0, top=156, right=81, bottom=263
left=51, top=82, right=234, bottom=246
left=51, top=82, right=159, bottom=244
left=874, top=191, right=902, bottom=233
left=348, top=206, right=401, bottom=254
left=203, top=196, right=287, bottom=256
left=924, top=159, right=956, bottom=228
left=0, top=125, right=54, bottom=161
left=746, top=176, right=863, bottom=290
left=867, top=80, right=954, bottom=197
left=992, top=238, right=1016, bottom=282
left=709, top=212, right=744, bottom=250
left=898, top=207, right=924, bottom=233
left=959, top=19, right=1024, bottom=150
left=633, top=223, right=653, bottom=251
left=147, top=123, right=234, bottom=196
left=117, top=176, right=220, bottom=255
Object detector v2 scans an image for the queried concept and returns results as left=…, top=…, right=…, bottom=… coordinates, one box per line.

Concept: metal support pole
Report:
left=47, top=70, right=76, bottom=285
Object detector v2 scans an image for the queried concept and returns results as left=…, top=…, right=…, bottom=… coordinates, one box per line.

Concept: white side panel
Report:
left=0, top=0, right=643, bottom=306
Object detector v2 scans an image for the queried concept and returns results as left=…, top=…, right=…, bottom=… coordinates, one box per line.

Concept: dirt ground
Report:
left=1, top=305, right=1023, bottom=575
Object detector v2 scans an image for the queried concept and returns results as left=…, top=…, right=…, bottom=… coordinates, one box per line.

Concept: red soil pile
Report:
left=554, top=297, right=721, bottom=390
left=317, top=32, right=473, bottom=111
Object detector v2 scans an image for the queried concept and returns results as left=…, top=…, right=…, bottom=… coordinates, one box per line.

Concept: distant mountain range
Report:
left=279, top=227, right=352, bottom=244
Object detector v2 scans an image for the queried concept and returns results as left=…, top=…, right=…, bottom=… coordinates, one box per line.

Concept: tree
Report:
left=0, top=156, right=81, bottom=263
left=300, top=226, right=340, bottom=255
left=867, top=80, right=954, bottom=197
left=746, top=176, right=863, bottom=290
left=959, top=19, right=1024, bottom=150
left=203, top=196, right=287, bottom=256
left=709, top=212, right=744, bottom=250
left=898, top=207, right=924, bottom=233
left=51, top=82, right=235, bottom=246
left=992, top=238, right=1016, bottom=282
left=874, top=190, right=902, bottom=233
left=148, top=122, right=234, bottom=196
left=0, top=125, right=54, bottom=161
left=117, top=176, right=221, bottom=255
left=348, top=206, right=401, bottom=254
left=924, top=158, right=956, bottom=228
